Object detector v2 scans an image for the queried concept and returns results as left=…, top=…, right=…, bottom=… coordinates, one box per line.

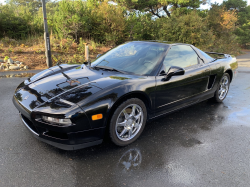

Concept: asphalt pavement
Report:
left=236, top=51, right=250, bottom=67
left=0, top=66, right=250, bottom=187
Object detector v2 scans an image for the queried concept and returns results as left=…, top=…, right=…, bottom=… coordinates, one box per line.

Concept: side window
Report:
left=163, top=45, right=198, bottom=71
left=195, top=47, right=214, bottom=63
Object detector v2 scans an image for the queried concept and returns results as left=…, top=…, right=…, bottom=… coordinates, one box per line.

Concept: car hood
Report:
left=14, top=65, right=133, bottom=112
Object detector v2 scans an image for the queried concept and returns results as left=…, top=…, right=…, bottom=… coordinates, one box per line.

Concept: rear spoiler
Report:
left=205, top=52, right=231, bottom=58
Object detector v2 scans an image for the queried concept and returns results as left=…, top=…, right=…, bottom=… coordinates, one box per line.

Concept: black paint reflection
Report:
left=109, top=76, right=130, bottom=80
left=60, top=84, right=101, bottom=104
left=40, top=98, right=71, bottom=110
left=29, top=100, right=41, bottom=109
left=48, top=88, right=64, bottom=97
left=15, top=92, right=22, bottom=102
left=57, top=82, right=79, bottom=91
left=22, top=85, right=49, bottom=103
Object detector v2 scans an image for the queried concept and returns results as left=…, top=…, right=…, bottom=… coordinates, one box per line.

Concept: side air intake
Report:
left=207, top=75, right=216, bottom=89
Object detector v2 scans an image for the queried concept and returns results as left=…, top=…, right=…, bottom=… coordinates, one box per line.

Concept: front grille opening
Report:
left=21, top=114, right=39, bottom=134
left=43, top=130, right=68, bottom=140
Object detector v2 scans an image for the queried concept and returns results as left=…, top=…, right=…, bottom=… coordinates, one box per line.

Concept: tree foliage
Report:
left=0, top=0, right=247, bottom=54
left=7, top=0, right=51, bottom=13
left=90, top=0, right=127, bottom=44
left=51, top=0, right=91, bottom=40
left=222, top=0, right=247, bottom=10
left=116, top=0, right=203, bottom=17
left=155, top=10, right=215, bottom=51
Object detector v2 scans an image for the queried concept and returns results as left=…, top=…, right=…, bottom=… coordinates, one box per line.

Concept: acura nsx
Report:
left=12, top=41, right=238, bottom=150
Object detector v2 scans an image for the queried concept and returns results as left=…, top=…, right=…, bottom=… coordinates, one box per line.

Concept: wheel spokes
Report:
left=128, top=129, right=132, bottom=138
left=134, top=112, right=141, bottom=120
left=134, top=123, right=140, bottom=129
left=218, top=75, right=230, bottom=100
left=222, top=77, right=227, bottom=84
left=224, top=79, right=228, bottom=85
left=120, top=128, right=128, bottom=137
left=117, top=121, right=126, bottom=127
left=116, top=104, right=143, bottom=141
left=130, top=105, right=136, bottom=117
left=220, top=90, right=225, bottom=97
left=123, top=109, right=129, bottom=119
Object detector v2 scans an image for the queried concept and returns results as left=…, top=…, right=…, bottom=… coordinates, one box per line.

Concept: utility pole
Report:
left=83, top=43, right=91, bottom=66
left=42, top=0, right=52, bottom=68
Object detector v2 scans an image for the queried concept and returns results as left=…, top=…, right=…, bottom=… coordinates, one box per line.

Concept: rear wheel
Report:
left=213, top=73, right=230, bottom=102
left=109, top=98, right=147, bottom=146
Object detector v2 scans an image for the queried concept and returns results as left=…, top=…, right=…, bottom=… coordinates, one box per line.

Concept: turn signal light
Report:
left=92, top=114, right=103, bottom=121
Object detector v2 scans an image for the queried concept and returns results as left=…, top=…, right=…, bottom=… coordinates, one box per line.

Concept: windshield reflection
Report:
left=91, top=42, right=169, bottom=75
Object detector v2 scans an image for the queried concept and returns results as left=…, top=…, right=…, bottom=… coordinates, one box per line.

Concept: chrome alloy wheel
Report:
left=115, top=104, right=143, bottom=141
left=218, top=75, right=229, bottom=100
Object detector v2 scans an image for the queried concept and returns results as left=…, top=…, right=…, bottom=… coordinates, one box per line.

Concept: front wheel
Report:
left=109, top=98, right=147, bottom=146
left=213, top=73, right=230, bottom=103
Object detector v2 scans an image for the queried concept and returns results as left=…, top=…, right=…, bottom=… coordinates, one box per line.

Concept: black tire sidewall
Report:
left=214, top=73, right=230, bottom=103
left=109, top=98, right=147, bottom=146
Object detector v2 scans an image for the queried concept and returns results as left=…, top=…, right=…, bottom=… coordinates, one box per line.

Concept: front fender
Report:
left=79, top=77, right=156, bottom=129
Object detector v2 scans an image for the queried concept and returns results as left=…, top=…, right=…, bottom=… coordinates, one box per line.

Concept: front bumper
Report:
left=13, top=96, right=104, bottom=150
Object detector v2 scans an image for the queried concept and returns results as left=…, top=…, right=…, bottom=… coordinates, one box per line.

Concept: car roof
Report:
left=128, top=40, right=192, bottom=46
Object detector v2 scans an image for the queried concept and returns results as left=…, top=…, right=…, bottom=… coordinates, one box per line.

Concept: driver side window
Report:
left=163, top=45, right=198, bottom=72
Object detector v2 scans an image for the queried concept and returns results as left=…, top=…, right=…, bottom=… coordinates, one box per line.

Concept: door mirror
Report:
left=96, top=54, right=102, bottom=58
left=162, top=66, right=185, bottom=81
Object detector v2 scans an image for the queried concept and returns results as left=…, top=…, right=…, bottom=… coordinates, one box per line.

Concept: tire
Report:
left=109, top=98, right=147, bottom=146
left=213, top=73, right=230, bottom=103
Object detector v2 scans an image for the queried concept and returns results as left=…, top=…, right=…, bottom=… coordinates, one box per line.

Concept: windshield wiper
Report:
left=94, top=65, right=126, bottom=74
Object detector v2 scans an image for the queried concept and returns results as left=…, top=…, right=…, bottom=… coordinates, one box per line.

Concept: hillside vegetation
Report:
left=0, top=0, right=249, bottom=68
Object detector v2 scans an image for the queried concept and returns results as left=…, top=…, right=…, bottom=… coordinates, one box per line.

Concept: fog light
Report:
left=92, top=114, right=103, bottom=121
left=42, top=116, right=72, bottom=126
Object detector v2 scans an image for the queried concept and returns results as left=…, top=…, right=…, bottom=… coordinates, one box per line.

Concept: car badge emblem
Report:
left=24, top=95, right=29, bottom=100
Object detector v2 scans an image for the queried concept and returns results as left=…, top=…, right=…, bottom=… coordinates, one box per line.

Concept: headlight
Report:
left=42, top=116, right=72, bottom=126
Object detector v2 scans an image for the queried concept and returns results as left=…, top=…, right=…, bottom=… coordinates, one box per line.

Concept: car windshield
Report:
left=91, top=42, right=169, bottom=75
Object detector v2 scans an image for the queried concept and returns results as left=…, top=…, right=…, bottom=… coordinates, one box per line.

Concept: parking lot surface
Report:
left=0, top=67, right=250, bottom=187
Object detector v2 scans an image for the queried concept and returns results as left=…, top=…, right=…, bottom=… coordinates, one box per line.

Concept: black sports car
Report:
left=13, top=41, right=238, bottom=150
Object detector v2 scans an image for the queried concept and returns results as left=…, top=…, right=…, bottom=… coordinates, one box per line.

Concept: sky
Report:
left=0, top=0, right=249, bottom=9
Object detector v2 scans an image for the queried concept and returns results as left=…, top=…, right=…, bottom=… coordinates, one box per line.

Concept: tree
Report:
left=6, top=0, right=51, bottom=12
left=115, top=0, right=204, bottom=18
left=158, top=11, right=215, bottom=48
left=0, top=4, right=33, bottom=39
left=222, top=0, right=247, bottom=10
left=90, top=0, right=127, bottom=44
left=52, top=0, right=91, bottom=41
left=207, top=4, right=237, bottom=37
left=235, top=22, right=250, bottom=47
left=207, top=4, right=240, bottom=54
left=125, top=12, right=158, bottom=40
left=223, top=0, right=250, bottom=47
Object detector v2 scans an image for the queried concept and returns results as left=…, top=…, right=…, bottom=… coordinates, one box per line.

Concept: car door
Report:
left=154, top=45, right=211, bottom=117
